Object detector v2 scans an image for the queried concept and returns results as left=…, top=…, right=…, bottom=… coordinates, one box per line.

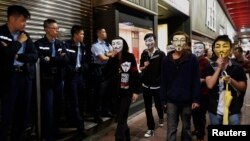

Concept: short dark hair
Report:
left=71, top=25, right=84, bottom=36
left=210, top=35, right=232, bottom=60
left=7, top=5, right=30, bottom=19
left=95, top=26, right=105, bottom=34
left=233, top=47, right=243, bottom=54
left=212, top=35, right=232, bottom=50
left=171, top=31, right=190, bottom=43
left=43, top=19, right=57, bottom=28
left=144, top=33, right=156, bottom=41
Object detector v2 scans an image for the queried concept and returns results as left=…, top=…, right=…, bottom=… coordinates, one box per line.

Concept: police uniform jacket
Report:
left=0, top=24, right=38, bottom=79
left=64, top=39, right=86, bottom=76
left=34, top=36, right=66, bottom=81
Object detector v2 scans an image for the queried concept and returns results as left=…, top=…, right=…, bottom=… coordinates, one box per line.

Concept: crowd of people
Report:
left=0, top=5, right=249, bottom=141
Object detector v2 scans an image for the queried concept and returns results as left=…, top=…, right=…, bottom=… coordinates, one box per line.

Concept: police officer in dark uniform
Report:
left=0, top=5, right=38, bottom=141
left=34, top=19, right=66, bottom=141
left=64, top=25, right=86, bottom=134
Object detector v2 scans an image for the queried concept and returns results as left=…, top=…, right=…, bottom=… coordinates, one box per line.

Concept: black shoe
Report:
left=77, top=124, right=85, bottom=133
left=94, top=116, right=103, bottom=124
left=192, top=130, right=198, bottom=135
left=55, top=131, right=65, bottom=139
left=77, top=130, right=88, bottom=138
left=197, top=137, right=204, bottom=141
left=102, top=111, right=114, bottom=117
left=125, top=128, right=131, bottom=141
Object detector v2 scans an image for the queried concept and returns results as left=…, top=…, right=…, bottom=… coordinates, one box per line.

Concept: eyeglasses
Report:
left=172, top=39, right=186, bottom=43
left=47, top=27, right=59, bottom=30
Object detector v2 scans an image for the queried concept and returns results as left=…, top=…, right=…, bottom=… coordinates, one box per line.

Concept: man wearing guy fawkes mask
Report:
left=139, top=33, right=165, bottom=138
left=160, top=31, right=200, bottom=141
left=191, top=42, right=209, bottom=141
left=204, top=35, right=247, bottom=125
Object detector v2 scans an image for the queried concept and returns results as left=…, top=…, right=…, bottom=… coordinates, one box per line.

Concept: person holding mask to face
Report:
left=139, top=33, right=165, bottom=138
left=108, top=36, right=141, bottom=141
left=160, top=31, right=201, bottom=141
left=191, top=42, right=209, bottom=141
left=204, top=35, right=247, bottom=125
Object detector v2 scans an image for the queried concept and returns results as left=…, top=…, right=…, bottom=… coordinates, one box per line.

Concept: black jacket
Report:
left=204, top=59, right=247, bottom=115
left=0, top=24, right=38, bottom=79
left=140, top=48, right=165, bottom=87
left=160, top=51, right=201, bottom=106
left=109, top=52, right=141, bottom=94
left=34, top=36, right=66, bottom=80
left=64, top=39, right=86, bottom=76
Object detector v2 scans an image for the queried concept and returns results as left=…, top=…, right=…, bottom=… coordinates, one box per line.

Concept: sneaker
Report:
left=159, top=118, right=164, bottom=127
left=144, top=130, right=154, bottom=138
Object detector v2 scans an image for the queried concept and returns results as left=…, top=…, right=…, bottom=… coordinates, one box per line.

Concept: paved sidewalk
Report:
left=84, top=109, right=202, bottom=141
left=58, top=76, right=250, bottom=141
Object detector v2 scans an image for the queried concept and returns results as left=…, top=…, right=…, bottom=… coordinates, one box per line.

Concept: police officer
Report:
left=91, top=27, right=114, bottom=123
left=0, top=5, right=38, bottom=141
left=34, top=19, right=66, bottom=141
left=64, top=25, right=86, bottom=134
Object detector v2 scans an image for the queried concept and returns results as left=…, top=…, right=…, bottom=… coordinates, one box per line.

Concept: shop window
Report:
left=119, top=23, right=152, bottom=65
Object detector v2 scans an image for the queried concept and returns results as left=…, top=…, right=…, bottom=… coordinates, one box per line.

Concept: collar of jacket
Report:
left=42, top=35, right=59, bottom=44
left=66, top=39, right=84, bottom=49
left=167, top=50, right=191, bottom=63
left=1, top=24, right=30, bottom=40
left=1, top=24, right=14, bottom=40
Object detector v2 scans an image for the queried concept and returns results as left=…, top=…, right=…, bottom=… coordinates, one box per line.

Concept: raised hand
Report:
left=17, top=32, right=28, bottom=43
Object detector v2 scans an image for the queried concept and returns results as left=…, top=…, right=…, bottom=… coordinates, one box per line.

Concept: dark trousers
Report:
left=64, top=73, right=84, bottom=129
left=0, top=72, right=32, bottom=141
left=54, top=81, right=64, bottom=130
left=93, top=77, right=112, bottom=117
left=142, top=88, right=163, bottom=130
left=192, top=94, right=208, bottom=139
left=41, top=80, right=63, bottom=141
left=115, top=92, right=132, bottom=141
left=166, top=103, right=192, bottom=141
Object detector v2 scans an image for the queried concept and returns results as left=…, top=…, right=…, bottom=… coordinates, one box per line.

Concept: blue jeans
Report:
left=208, top=112, right=240, bottom=125
left=166, top=103, right=192, bottom=141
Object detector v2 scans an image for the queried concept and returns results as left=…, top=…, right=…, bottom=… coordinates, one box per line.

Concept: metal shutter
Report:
left=0, top=0, right=92, bottom=45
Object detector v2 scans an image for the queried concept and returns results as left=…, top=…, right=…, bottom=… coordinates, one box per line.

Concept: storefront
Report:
left=93, top=0, right=157, bottom=65
left=93, top=0, right=158, bottom=115
left=157, top=0, right=191, bottom=53
left=118, top=12, right=153, bottom=64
